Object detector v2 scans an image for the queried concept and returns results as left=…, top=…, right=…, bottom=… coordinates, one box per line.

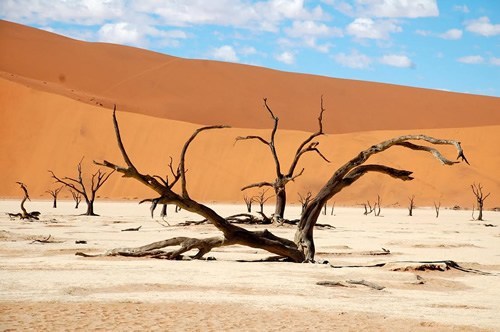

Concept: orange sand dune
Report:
left=1, top=20, right=499, bottom=135
left=1, top=77, right=498, bottom=208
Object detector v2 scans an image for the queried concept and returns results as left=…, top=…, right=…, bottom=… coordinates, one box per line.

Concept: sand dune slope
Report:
left=1, top=20, right=499, bottom=134
left=1, top=77, right=498, bottom=207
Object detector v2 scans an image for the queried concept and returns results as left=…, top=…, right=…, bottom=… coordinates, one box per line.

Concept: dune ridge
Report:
left=1, top=19, right=499, bottom=135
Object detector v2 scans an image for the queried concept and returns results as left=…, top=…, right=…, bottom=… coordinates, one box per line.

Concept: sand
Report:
left=0, top=20, right=499, bottom=207
left=1, top=200, right=499, bottom=331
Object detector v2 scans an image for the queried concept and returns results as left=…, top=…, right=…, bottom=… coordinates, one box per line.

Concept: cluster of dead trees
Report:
left=8, top=99, right=492, bottom=262
left=74, top=101, right=472, bottom=263
left=9, top=158, right=114, bottom=220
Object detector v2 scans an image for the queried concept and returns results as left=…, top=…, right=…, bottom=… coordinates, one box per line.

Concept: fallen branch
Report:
left=346, top=279, right=385, bottom=290
left=121, top=226, right=142, bottom=232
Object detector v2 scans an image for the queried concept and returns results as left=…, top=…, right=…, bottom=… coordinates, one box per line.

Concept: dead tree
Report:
left=49, top=158, right=114, bottom=216
left=434, top=201, right=441, bottom=218
left=471, top=183, right=490, bottom=221
left=236, top=98, right=329, bottom=219
left=298, top=191, right=312, bottom=215
left=330, top=202, right=335, bottom=216
left=243, top=195, right=254, bottom=213
left=374, top=195, right=382, bottom=217
left=46, top=186, right=64, bottom=208
left=8, top=182, right=40, bottom=220
left=254, top=188, right=273, bottom=214
left=361, top=201, right=374, bottom=215
left=161, top=204, right=168, bottom=217
left=70, top=190, right=81, bottom=209
left=408, top=195, right=416, bottom=216
left=83, top=106, right=468, bottom=263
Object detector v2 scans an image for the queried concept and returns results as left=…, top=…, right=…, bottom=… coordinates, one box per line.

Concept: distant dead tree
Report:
left=330, top=202, right=335, bottom=216
left=46, top=186, right=64, bottom=208
left=243, top=195, right=254, bottom=213
left=361, top=201, right=374, bottom=215
left=298, top=191, right=313, bottom=215
left=374, top=195, right=382, bottom=216
left=8, top=182, right=40, bottom=220
left=254, top=188, right=273, bottom=214
left=78, top=106, right=468, bottom=263
left=471, top=183, right=490, bottom=221
left=408, top=195, right=416, bottom=216
left=434, top=201, right=441, bottom=218
left=70, top=190, right=81, bottom=209
left=236, top=98, right=328, bottom=219
left=49, top=158, right=114, bottom=216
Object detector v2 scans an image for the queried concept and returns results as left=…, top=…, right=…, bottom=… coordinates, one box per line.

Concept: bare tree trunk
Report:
left=434, top=201, right=441, bottom=218
left=471, top=183, right=490, bottom=221
left=274, top=187, right=286, bottom=218
left=161, top=204, right=167, bottom=218
left=408, top=195, right=415, bottom=216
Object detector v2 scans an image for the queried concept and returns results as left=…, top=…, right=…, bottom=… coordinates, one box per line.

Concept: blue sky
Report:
left=1, top=0, right=499, bottom=96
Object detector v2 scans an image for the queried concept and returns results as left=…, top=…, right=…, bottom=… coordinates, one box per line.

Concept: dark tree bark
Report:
left=408, top=195, right=416, bottom=216
left=252, top=188, right=272, bottom=215
left=298, top=191, right=312, bottom=215
left=70, top=190, right=81, bottom=209
left=471, top=183, right=490, bottom=221
left=243, top=195, right=254, bottom=213
left=374, top=195, right=382, bottom=217
left=8, top=182, right=40, bottom=220
left=83, top=106, right=468, bottom=263
left=434, top=201, right=441, bottom=218
left=49, top=158, right=114, bottom=216
left=294, top=135, right=468, bottom=262
left=237, top=98, right=328, bottom=219
left=46, top=186, right=64, bottom=208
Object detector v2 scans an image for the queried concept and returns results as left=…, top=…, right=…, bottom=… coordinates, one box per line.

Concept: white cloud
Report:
left=98, top=22, right=142, bottom=46
left=489, top=57, right=500, bottom=66
left=453, top=5, right=469, bottom=13
left=329, top=0, right=438, bottom=18
left=334, top=50, right=372, bottom=69
left=379, top=54, right=414, bottom=68
left=275, top=51, right=295, bottom=65
left=210, top=45, right=239, bottom=62
left=439, top=29, right=463, bottom=40
left=465, top=17, right=500, bottom=37
left=134, top=0, right=327, bottom=32
left=347, top=18, right=402, bottom=39
left=0, top=0, right=125, bottom=25
left=240, top=46, right=257, bottom=56
left=457, top=55, right=485, bottom=64
left=285, top=20, right=342, bottom=52
left=285, top=20, right=342, bottom=38
left=97, top=22, right=187, bottom=48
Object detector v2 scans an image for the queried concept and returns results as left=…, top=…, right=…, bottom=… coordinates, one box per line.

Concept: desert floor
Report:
left=0, top=200, right=499, bottom=331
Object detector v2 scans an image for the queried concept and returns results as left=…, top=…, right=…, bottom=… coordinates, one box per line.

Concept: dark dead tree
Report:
left=471, top=183, right=490, bottom=221
left=330, top=202, right=335, bottom=216
left=243, top=195, right=254, bottom=213
left=434, top=201, right=441, bottom=218
left=374, top=195, right=382, bottom=217
left=254, top=188, right=273, bottom=214
left=81, top=106, right=468, bottom=263
left=161, top=204, right=168, bottom=218
left=49, top=158, right=114, bottom=216
left=361, top=201, right=374, bottom=215
left=8, top=182, right=41, bottom=220
left=46, top=186, right=64, bottom=208
left=236, top=98, right=329, bottom=219
left=70, top=190, right=82, bottom=209
left=295, top=135, right=469, bottom=261
left=298, top=191, right=312, bottom=215
left=408, top=195, right=416, bottom=216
